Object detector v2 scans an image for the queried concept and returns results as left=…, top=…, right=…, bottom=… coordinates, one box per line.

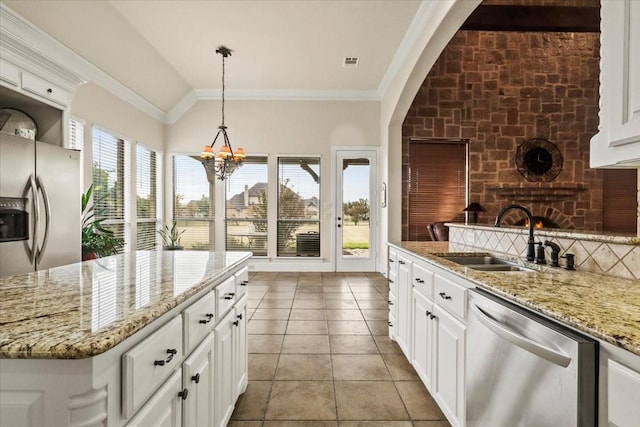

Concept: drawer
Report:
left=216, top=276, right=237, bottom=318
left=433, top=274, right=467, bottom=320
left=0, top=60, right=20, bottom=87
left=412, top=262, right=434, bottom=299
left=388, top=312, right=397, bottom=340
left=388, top=271, right=397, bottom=295
left=388, top=291, right=397, bottom=318
left=183, top=291, right=216, bottom=353
left=122, top=316, right=183, bottom=418
left=388, top=248, right=398, bottom=275
left=21, top=72, right=70, bottom=106
left=235, top=266, right=249, bottom=300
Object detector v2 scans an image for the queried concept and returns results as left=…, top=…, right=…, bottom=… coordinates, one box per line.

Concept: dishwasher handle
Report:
left=469, top=302, right=572, bottom=368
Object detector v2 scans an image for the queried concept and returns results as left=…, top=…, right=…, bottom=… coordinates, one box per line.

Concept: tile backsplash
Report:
left=448, top=224, right=640, bottom=280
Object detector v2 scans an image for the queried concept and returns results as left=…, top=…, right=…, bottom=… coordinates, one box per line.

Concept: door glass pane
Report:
left=342, top=158, right=370, bottom=258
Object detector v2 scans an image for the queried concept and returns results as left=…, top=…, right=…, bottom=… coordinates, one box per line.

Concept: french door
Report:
left=335, top=149, right=377, bottom=271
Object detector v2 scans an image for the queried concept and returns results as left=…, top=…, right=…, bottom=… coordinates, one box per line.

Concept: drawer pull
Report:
left=388, top=300, right=394, bottom=305
left=398, top=260, right=406, bottom=265
left=233, top=320, right=240, bottom=326
left=191, top=373, right=200, bottom=384
left=429, top=313, right=437, bottom=320
left=237, top=313, right=243, bottom=320
left=154, top=348, right=177, bottom=366
left=415, top=278, right=424, bottom=283
left=199, top=313, right=214, bottom=324
left=224, top=292, right=236, bottom=300
left=389, top=259, right=394, bottom=263
left=388, top=321, right=393, bottom=326
left=46, top=88, right=53, bottom=94
left=178, top=388, right=189, bottom=400
left=439, top=292, right=452, bottom=300
left=240, top=280, right=249, bottom=286
left=426, top=310, right=431, bottom=317
left=388, top=279, right=394, bottom=284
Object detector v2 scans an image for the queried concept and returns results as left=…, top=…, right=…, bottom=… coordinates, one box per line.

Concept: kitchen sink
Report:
left=438, top=255, right=535, bottom=272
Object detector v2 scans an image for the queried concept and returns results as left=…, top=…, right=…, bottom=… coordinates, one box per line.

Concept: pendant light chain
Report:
left=221, top=50, right=225, bottom=127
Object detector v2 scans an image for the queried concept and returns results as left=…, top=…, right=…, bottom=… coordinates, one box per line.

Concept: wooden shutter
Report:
left=603, top=169, right=638, bottom=235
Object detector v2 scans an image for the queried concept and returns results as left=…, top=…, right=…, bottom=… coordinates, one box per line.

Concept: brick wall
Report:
left=402, top=30, right=602, bottom=239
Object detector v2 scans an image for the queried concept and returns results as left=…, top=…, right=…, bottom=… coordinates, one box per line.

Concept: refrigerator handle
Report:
left=35, top=175, right=51, bottom=265
left=469, top=302, right=572, bottom=367
left=23, top=174, right=39, bottom=265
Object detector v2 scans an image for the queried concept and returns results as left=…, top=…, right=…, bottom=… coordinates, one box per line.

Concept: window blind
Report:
left=277, top=157, right=320, bottom=257
left=92, top=128, right=126, bottom=251
left=406, top=141, right=467, bottom=241
left=173, top=155, right=214, bottom=250
left=225, top=156, right=268, bottom=256
left=68, top=119, right=84, bottom=150
left=136, top=145, right=158, bottom=250
left=603, top=169, right=637, bottom=235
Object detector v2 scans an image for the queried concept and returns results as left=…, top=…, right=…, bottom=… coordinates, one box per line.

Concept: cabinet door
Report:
left=126, top=370, right=183, bottom=427
left=214, top=311, right=235, bottom=427
left=412, top=289, right=434, bottom=392
left=396, top=254, right=412, bottom=358
left=608, top=359, right=640, bottom=427
left=233, top=297, right=248, bottom=399
left=182, top=335, right=214, bottom=427
left=433, top=305, right=465, bottom=427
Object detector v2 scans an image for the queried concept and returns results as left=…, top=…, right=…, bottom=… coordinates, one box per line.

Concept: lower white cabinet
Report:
left=396, top=253, right=413, bottom=358
left=214, top=309, right=236, bottom=427
left=432, top=304, right=466, bottom=427
left=608, top=359, right=640, bottom=427
left=412, top=289, right=435, bottom=391
left=182, top=335, right=215, bottom=427
left=126, top=370, right=183, bottom=427
left=233, top=297, right=248, bottom=399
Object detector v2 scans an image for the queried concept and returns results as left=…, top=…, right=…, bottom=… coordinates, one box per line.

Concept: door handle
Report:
left=469, top=303, right=571, bottom=367
left=24, top=174, right=38, bottom=265
left=35, top=175, right=51, bottom=265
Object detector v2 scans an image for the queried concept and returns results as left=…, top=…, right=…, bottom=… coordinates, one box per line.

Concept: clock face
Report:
left=515, top=138, right=563, bottom=182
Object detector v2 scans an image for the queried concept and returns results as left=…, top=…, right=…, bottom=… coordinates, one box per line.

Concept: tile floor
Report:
left=229, top=271, right=451, bottom=427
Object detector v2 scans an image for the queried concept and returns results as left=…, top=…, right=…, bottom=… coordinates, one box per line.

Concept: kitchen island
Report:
left=388, top=241, right=640, bottom=427
left=0, top=250, right=252, bottom=427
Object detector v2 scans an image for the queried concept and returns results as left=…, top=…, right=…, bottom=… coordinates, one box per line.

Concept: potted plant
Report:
left=81, top=185, right=124, bottom=260
left=158, top=221, right=185, bottom=250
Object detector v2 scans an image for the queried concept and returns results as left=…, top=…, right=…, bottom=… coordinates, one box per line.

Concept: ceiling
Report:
left=3, top=0, right=422, bottom=117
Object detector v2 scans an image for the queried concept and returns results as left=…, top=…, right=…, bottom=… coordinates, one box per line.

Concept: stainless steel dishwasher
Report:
left=466, top=288, right=597, bottom=427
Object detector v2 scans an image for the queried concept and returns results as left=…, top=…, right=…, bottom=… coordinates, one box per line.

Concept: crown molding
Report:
left=195, top=88, right=380, bottom=101
left=0, top=2, right=166, bottom=122
left=166, top=90, right=199, bottom=124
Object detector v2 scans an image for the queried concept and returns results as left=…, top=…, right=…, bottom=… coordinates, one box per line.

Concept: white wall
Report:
left=166, top=99, right=380, bottom=270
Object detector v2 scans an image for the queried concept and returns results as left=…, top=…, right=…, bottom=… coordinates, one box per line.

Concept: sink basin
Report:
left=439, top=255, right=534, bottom=272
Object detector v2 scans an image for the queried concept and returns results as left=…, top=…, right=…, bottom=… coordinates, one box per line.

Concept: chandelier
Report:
left=200, top=46, right=245, bottom=181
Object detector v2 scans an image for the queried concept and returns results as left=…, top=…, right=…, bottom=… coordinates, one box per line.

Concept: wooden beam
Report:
left=460, top=5, right=600, bottom=32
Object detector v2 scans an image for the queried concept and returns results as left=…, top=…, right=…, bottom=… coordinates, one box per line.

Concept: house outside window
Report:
left=225, top=156, right=268, bottom=256
left=277, top=157, right=320, bottom=257
left=136, top=145, right=159, bottom=250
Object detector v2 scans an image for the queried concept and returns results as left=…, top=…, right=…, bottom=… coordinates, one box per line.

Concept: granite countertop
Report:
left=390, top=241, right=640, bottom=357
left=0, top=250, right=252, bottom=359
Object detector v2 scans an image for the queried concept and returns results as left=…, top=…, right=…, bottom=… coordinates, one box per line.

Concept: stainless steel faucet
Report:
left=494, top=204, right=535, bottom=262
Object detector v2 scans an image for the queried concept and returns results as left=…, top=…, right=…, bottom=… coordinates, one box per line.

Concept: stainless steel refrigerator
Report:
left=0, top=133, right=80, bottom=277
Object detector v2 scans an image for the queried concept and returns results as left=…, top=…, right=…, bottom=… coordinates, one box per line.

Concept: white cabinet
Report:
left=432, top=304, right=466, bottom=427
left=182, top=335, right=215, bottom=427
left=214, top=309, right=235, bottom=427
left=608, top=359, right=640, bottom=427
left=396, top=253, right=413, bottom=358
left=412, top=288, right=435, bottom=391
left=590, top=0, right=640, bottom=167
left=233, top=296, right=248, bottom=399
left=126, top=370, right=183, bottom=427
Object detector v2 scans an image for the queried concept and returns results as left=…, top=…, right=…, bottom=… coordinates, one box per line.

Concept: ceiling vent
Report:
left=343, top=57, right=359, bottom=68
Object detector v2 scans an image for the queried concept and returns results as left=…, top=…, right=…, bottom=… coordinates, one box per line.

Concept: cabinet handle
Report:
left=415, top=278, right=424, bottom=283
left=389, top=259, right=394, bottom=263
left=224, top=292, right=236, bottom=300
left=154, top=348, right=177, bottom=366
left=178, top=388, right=189, bottom=400
left=429, top=314, right=437, bottom=320
left=233, top=320, right=240, bottom=326
left=398, top=260, right=406, bottom=265
left=237, top=313, right=243, bottom=320
left=191, top=373, right=200, bottom=384
left=388, top=321, right=393, bottom=326
left=439, top=292, right=452, bottom=300
left=388, top=300, right=393, bottom=305
left=240, top=280, right=249, bottom=286
left=388, top=279, right=394, bottom=284
left=426, top=310, right=431, bottom=317
left=46, top=88, right=53, bottom=94
left=199, top=313, right=214, bottom=324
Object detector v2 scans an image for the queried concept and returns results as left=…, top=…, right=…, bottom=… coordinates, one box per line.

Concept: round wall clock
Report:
left=515, top=138, right=563, bottom=182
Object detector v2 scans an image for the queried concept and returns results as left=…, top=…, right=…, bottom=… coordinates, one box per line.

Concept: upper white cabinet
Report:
left=590, top=0, right=640, bottom=168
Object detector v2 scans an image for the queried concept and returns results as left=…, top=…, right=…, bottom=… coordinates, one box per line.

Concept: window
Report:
left=92, top=128, right=127, bottom=252
left=173, top=155, right=214, bottom=250
left=136, top=145, right=159, bottom=250
left=225, top=156, right=268, bottom=256
left=277, top=157, right=320, bottom=257
left=68, top=119, right=84, bottom=150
